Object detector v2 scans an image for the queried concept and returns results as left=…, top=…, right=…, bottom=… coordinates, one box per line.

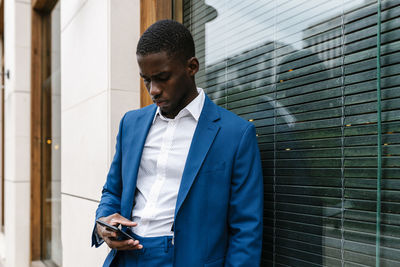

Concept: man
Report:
left=92, top=20, right=263, bottom=267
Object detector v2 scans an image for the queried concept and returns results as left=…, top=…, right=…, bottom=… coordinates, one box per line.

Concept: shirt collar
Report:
left=153, top=88, right=205, bottom=123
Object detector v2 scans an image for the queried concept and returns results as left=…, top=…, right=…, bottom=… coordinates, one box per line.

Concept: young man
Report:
left=92, top=20, right=263, bottom=267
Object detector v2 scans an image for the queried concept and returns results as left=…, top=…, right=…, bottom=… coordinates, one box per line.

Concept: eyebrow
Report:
left=140, top=72, right=169, bottom=79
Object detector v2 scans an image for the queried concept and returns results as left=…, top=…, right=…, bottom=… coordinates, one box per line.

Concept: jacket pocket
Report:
left=204, top=257, right=225, bottom=267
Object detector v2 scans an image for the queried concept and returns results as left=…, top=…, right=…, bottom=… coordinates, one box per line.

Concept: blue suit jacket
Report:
left=92, top=95, right=263, bottom=267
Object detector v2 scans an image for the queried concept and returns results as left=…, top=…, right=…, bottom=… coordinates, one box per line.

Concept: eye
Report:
left=143, top=78, right=150, bottom=84
left=157, top=74, right=170, bottom=82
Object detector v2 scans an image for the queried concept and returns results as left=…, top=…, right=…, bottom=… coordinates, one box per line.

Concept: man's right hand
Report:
left=96, top=213, right=142, bottom=250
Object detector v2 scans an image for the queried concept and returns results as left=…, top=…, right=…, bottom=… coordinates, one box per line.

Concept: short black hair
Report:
left=136, top=20, right=195, bottom=61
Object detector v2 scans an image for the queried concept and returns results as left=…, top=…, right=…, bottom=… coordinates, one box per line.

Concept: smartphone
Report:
left=96, top=219, right=135, bottom=240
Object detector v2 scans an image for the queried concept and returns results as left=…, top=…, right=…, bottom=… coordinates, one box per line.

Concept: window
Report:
left=183, top=0, right=400, bottom=265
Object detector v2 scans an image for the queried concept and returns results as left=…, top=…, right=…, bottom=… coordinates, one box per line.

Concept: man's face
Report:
left=137, top=51, right=199, bottom=119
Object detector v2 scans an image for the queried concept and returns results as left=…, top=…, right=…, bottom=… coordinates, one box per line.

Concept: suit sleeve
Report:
left=91, top=114, right=126, bottom=247
left=225, top=123, right=263, bottom=267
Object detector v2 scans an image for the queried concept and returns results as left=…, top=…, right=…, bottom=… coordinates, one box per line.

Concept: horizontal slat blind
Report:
left=183, top=0, right=400, bottom=266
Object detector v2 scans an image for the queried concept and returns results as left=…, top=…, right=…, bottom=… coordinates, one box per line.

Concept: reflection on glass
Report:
left=184, top=0, right=400, bottom=266
left=42, top=1, right=61, bottom=266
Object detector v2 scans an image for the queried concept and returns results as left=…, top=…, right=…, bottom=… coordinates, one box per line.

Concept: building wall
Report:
left=60, top=0, right=140, bottom=266
left=3, top=0, right=31, bottom=266
left=0, top=0, right=141, bottom=266
left=0, top=39, right=3, bottom=265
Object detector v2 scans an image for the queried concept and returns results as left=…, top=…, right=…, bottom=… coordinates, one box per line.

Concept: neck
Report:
left=163, top=86, right=199, bottom=119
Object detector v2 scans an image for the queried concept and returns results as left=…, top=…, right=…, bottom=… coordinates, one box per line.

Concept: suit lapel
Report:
left=175, top=96, right=220, bottom=217
left=125, top=105, right=157, bottom=217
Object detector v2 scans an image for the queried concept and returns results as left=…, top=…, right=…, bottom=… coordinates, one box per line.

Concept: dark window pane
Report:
left=184, top=0, right=400, bottom=265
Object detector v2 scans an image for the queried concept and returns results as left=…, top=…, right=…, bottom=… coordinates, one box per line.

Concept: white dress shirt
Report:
left=131, top=88, right=205, bottom=237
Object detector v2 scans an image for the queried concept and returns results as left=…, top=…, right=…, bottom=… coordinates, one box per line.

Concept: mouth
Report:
left=154, top=100, right=167, bottom=108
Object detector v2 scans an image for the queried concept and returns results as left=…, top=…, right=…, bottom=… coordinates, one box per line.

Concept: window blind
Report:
left=183, top=0, right=400, bottom=266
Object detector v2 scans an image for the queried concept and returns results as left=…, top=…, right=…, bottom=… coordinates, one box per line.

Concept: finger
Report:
left=100, top=228, right=118, bottom=238
left=107, top=238, right=143, bottom=250
left=121, top=221, right=138, bottom=227
left=104, top=237, right=124, bottom=250
left=116, top=241, right=143, bottom=251
left=102, top=214, right=123, bottom=226
left=118, top=243, right=143, bottom=251
left=97, top=225, right=115, bottom=240
left=110, top=217, right=137, bottom=227
left=109, top=215, right=136, bottom=225
left=98, top=226, right=117, bottom=237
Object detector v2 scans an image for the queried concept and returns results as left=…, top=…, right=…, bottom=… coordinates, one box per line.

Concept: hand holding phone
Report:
left=95, top=213, right=142, bottom=250
left=96, top=219, right=135, bottom=240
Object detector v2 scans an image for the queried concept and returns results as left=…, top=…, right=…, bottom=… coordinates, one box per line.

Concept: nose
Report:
left=149, top=81, right=161, bottom=97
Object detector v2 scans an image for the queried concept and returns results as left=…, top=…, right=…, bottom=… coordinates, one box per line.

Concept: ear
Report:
left=187, top=57, right=199, bottom=76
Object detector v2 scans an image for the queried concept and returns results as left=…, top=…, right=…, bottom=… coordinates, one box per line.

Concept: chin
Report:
left=160, top=107, right=169, bottom=113
left=160, top=108, right=171, bottom=117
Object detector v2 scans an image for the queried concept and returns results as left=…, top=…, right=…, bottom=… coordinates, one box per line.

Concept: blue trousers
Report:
left=114, top=232, right=174, bottom=267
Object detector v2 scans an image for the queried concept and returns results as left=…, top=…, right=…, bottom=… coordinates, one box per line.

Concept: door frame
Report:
left=30, top=0, right=58, bottom=262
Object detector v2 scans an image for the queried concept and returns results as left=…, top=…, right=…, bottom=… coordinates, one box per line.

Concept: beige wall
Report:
left=3, top=0, right=32, bottom=266
left=0, top=36, right=3, bottom=265
left=0, top=0, right=141, bottom=266
left=60, top=0, right=140, bottom=266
